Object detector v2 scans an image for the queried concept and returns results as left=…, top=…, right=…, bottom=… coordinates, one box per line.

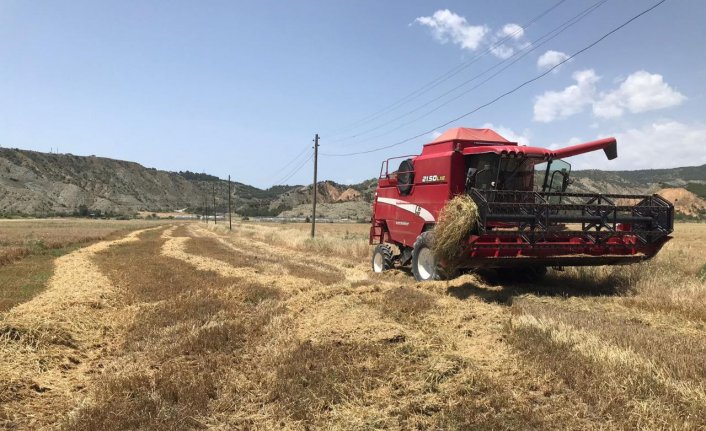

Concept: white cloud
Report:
left=482, top=123, right=531, bottom=146
left=499, top=23, right=524, bottom=39
left=415, top=10, right=488, bottom=51
left=592, top=71, right=686, bottom=119
left=564, top=121, right=706, bottom=170
left=592, top=93, right=623, bottom=119
left=489, top=22, right=528, bottom=59
left=533, top=69, right=599, bottom=122
left=415, top=12, right=527, bottom=59
left=537, top=50, right=570, bottom=72
left=430, top=131, right=442, bottom=139
left=490, top=45, right=514, bottom=59
left=534, top=70, right=686, bottom=123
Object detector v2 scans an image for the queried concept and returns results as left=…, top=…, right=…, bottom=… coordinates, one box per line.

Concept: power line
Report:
left=322, top=0, right=569, bottom=139
left=327, top=0, right=607, bottom=145
left=273, top=151, right=314, bottom=185
left=321, top=0, right=666, bottom=158
left=272, top=0, right=574, bottom=187
left=278, top=144, right=311, bottom=171
left=274, top=152, right=313, bottom=185
left=264, top=144, right=311, bottom=184
left=260, top=143, right=311, bottom=187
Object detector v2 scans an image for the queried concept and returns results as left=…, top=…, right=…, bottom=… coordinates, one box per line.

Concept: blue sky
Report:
left=2, top=0, right=705, bottom=187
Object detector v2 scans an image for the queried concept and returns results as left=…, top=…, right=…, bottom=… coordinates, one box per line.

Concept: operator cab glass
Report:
left=465, top=154, right=542, bottom=193
left=534, top=159, right=572, bottom=203
left=497, top=157, right=534, bottom=191
left=547, top=160, right=571, bottom=193
left=464, top=153, right=498, bottom=190
left=534, top=159, right=572, bottom=192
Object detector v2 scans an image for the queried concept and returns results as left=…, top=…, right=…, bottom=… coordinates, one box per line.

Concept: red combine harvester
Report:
left=370, top=128, right=674, bottom=282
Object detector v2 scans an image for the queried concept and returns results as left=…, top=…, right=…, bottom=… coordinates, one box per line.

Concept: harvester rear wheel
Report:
left=411, top=231, right=453, bottom=282
left=372, top=244, right=394, bottom=273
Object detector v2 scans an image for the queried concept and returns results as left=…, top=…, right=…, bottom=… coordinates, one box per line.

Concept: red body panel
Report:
left=373, top=128, right=526, bottom=247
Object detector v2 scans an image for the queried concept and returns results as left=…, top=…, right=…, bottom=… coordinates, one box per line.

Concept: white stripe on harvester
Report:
left=376, top=197, right=435, bottom=222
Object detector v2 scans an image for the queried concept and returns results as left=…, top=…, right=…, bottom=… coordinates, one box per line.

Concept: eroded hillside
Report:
left=0, top=148, right=704, bottom=218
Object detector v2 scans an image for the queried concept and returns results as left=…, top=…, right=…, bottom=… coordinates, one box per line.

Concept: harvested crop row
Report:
left=185, top=235, right=346, bottom=286
left=5, top=220, right=703, bottom=430
left=60, top=227, right=285, bottom=430
left=204, top=223, right=371, bottom=282
left=162, top=223, right=591, bottom=429
left=0, top=228, right=153, bottom=429
left=509, top=313, right=706, bottom=429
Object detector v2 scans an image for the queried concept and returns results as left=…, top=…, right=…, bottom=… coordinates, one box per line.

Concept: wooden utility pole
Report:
left=311, top=133, right=319, bottom=238
left=228, top=175, right=232, bottom=231
left=213, top=184, right=217, bottom=224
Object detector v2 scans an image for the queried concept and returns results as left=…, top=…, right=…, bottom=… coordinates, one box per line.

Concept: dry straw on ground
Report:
left=432, top=195, right=479, bottom=264
left=1, top=220, right=705, bottom=430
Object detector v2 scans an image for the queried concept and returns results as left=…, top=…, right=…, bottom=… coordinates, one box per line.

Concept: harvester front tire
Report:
left=372, top=244, right=394, bottom=273
left=411, top=231, right=448, bottom=282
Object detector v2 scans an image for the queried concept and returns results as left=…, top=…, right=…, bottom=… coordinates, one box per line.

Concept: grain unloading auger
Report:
left=369, top=128, right=674, bottom=282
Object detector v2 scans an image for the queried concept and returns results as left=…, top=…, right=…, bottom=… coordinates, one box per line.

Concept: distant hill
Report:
left=0, top=148, right=704, bottom=219
left=654, top=188, right=706, bottom=216
left=570, top=165, right=706, bottom=195
left=0, top=148, right=298, bottom=217
left=568, top=166, right=706, bottom=219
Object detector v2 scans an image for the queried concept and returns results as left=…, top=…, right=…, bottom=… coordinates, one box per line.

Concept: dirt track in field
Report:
left=2, top=222, right=705, bottom=430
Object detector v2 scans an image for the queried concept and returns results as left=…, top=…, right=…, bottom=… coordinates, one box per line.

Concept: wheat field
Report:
left=0, top=219, right=169, bottom=311
left=1, top=220, right=705, bottom=430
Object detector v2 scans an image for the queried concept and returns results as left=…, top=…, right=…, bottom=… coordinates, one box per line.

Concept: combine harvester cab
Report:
left=370, top=128, right=674, bottom=282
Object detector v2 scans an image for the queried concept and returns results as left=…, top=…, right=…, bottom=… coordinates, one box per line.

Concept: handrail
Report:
left=378, top=155, right=419, bottom=178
